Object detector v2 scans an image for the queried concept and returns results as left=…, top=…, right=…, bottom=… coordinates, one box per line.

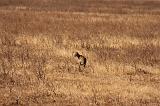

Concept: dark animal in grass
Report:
left=73, top=52, right=87, bottom=71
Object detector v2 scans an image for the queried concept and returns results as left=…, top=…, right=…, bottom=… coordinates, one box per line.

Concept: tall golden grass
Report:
left=0, top=0, right=160, bottom=105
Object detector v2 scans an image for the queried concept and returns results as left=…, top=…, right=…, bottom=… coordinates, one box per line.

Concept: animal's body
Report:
left=73, top=52, right=87, bottom=71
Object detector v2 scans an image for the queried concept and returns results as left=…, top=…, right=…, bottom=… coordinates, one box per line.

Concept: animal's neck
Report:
left=77, top=54, right=80, bottom=58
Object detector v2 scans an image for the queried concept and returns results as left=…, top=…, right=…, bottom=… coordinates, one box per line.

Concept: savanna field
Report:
left=0, top=0, right=160, bottom=105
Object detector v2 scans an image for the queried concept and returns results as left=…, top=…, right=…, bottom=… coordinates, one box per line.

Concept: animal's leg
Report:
left=79, top=64, right=82, bottom=72
left=83, top=64, right=86, bottom=68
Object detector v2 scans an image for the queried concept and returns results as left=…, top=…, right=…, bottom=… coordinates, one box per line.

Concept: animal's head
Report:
left=73, top=52, right=80, bottom=57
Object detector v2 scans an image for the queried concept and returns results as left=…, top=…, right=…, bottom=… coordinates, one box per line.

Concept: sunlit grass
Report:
left=0, top=0, right=160, bottom=105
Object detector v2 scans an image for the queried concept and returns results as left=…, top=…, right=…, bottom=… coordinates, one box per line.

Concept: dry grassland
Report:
left=0, top=0, right=160, bottom=106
